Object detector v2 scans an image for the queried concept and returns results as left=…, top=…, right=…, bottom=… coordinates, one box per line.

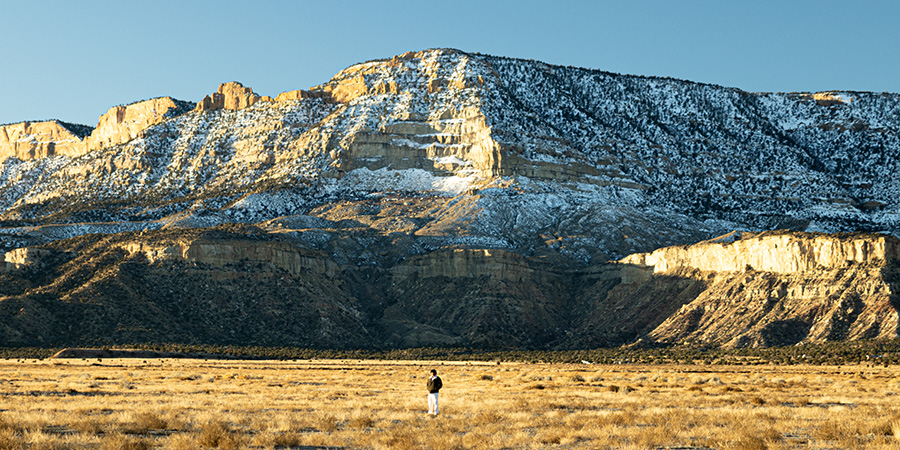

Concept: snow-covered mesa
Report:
left=0, top=48, right=898, bottom=263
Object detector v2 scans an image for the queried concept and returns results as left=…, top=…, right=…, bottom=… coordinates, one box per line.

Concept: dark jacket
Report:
left=427, top=375, right=442, bottom=393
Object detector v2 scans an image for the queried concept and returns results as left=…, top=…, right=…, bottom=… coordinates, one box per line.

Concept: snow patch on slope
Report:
left=331, top=167, right=475, bottom=196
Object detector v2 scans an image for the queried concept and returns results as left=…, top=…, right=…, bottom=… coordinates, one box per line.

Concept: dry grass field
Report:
left=1, top=358, right=899, bottom=449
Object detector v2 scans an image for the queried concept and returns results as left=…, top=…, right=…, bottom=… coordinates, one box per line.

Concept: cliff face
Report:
left=0, top=98, right=192, bottom=163
left=620, top=231, right=900, bottom=273
left=0, top=121, right=89, bottom=161
left=195, top=82, right=271, bottom=112
left=606, top=231, right=900, bottom=348
left=83, top=97, right=191, bottom=152
left=645, top=263, right=899, bottom=347
left=120, top=239, right=337, bottom=278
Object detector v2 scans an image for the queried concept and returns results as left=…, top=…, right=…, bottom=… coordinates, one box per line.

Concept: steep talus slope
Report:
left=606, top=231, right=900, bottom=348
left=0, top=227, right=372, bottom=347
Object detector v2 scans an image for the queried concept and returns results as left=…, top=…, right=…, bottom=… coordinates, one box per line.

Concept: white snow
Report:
left=431, top=155, right=472, bottom=166
left=332, top=167, right=476, bottom=196
left=391, top=138, right=466, bottom=150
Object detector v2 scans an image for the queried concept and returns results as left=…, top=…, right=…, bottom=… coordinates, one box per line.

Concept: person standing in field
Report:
left=427, top=369, right=442, bottom=415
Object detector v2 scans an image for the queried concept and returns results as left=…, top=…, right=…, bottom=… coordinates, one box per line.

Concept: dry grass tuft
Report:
left=728, top=434, right=768, bottom=450
left=99, top=433, right=151, bottom=450
left=0, top=417, right=19, bottom=434
left=814, top=420, right=848, bottom=442
left=0, top=429, right=23, bottom=450
left=892, top=418, right=900, bottom=441
left=537, top=429, right=564, bottom=445
left=70, top=417, right=104, bottom=436
left=252, top=431, right=305, bottom=448
left=22, top=431, right=78, bottom=450
left=163, top=433, right=201, bottom=450
left=380, top=426, right=416, bottom=449
left=316, top=414, right=338, bottom=433
left=196, top=421, right=245, bottom=449
left=347, top=415, right=374, bottom=429
left=134, top=412, right=167, bottom=431
left=121, top=412, right=167, bottom=435
left=472, top=410, right=503, bottom=427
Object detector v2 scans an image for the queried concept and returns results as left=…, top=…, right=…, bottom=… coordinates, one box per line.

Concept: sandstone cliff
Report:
left=0, top=98, right=191, bottom=163
left=0, top=121, right=90, bottom=161
left=120, top=238, right=337, bottom=278
left=620, top=231, right=900, bottom=273
left=195, top=82, right=270, bottom=112
left=608, top=231, right=900, bottom=347
left=82, top=97, right=192, bottom=152
left=1, top=247, right=53, bottom=271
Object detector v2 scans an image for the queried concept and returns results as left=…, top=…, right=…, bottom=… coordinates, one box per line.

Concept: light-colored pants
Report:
left=427, top=392, right=439, bottom=414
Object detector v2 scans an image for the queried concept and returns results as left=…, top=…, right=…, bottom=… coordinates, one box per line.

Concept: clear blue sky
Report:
left=1, top=0, right=897, bottom=126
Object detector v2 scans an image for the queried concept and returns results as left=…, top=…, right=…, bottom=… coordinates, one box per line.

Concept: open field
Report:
left=1, top=359, right=900, bottom=449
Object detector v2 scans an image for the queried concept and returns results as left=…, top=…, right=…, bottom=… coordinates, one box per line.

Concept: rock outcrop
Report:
left=619, top=231, right=900, bottom=274
left=1, top=247, right=53, bottom=271
left=0, top=121, right=90, bottom=161
left=121, top=238, right=337, bottom=278
left=0, top=98, right=191, bottom=163
left=82, top=97, right=189, bottom=152
left=195, top=82, right=270, bottom=112
left=605, top=231, right=900, bottom=348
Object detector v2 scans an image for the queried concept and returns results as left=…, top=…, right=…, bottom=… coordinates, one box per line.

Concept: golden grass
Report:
left=1, top=359, right=900, bottom=448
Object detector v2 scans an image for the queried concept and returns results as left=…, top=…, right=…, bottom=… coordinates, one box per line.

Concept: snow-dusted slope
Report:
left=1, top=48, right=899, bottom=261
